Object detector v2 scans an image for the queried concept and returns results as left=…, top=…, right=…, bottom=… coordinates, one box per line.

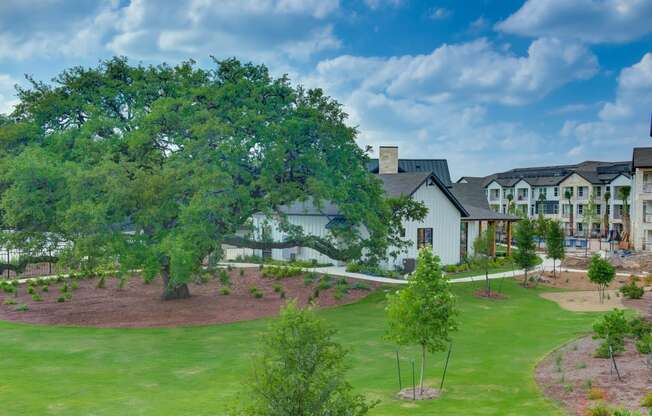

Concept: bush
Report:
left=345, top=262, right=402, bottom=279
left=218, top=270, right=231, bottom=286
left=585, top=403, right=611, bottom=416
left=59, top=282, right=68, bottom=293
left=587, top=388, right=607, bottom=400
left=42, top=285, right=49, bottom=292
left=15, top=304, right=29, bottom=312
left=3, top=298, right=16, bottom=305
left=629, top=317, right=652, bottom=339
left=641, top=393, right=652, bottom=408
left=351, top=282, right=371, bottom=291
left=27, top=286, right=35, bottom=295
left=249, top=287, right=259, bottom=295
left=220, top=287, right=231, bottom=296
left=272, top=284, right=283, bottom=293
left=57, top=296, right=65, bottom=303
left=636, top=335, right=652, bottom=354
left=593, top=309, right=629, bottom=358
left=254, top=291, right=264, bottom=299
left=71, top=281, right=78, bottom=291
left=31, top=294, right=43, bottom=302
left=239, top=269, right=245, bottom=277
left=262, top=265, right=302, bottom=279
left=620, top=282, right=644, bottom=299
left=303, top=272, right=318, bottom=286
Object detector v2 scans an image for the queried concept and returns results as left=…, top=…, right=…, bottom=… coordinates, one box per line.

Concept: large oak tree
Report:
left=0, top=58, right=425, bottom=299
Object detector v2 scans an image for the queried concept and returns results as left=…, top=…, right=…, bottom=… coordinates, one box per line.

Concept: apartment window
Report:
left=596, top=204, right=601, bottom=215
left=553, top=187, right=559, bottom=197
left=577, top=223, right=584, bottom=232
left=606, top=205, right=611, bottom=216
left=563, top=187, right=573, bottom=198
left=593, top=186, right=602, bottom=197
left=577, top=204, right=584, bottom=215
left=578, top=186, right=587, bottom=198
left=417, top=228, right=433, bottom=250
left=540, top=187, right=548, bottom=198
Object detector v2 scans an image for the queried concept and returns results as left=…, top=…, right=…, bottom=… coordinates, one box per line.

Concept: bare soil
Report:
left=396, top=387, right=440, bottom=401
left=562, top=252, right=652, bottom=274
left=540, top=290, right=625, bottom=312
left=0, top=268, right=378, bottom=328
left=537, top=271, right=630, bottom=291
left=536, top=336, right=652, bottom=416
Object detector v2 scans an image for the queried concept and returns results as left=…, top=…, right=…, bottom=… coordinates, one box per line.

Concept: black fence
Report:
left=1, top=249, right=63, bottom=280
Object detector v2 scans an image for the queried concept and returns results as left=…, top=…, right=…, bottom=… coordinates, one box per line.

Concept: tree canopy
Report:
left=232, top=301, right=375, bottom=416
left=513, top=218, right=538, bottom=287
left=0, top=57, right=424, bottom=298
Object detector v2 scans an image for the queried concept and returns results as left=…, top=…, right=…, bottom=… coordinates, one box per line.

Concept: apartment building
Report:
left=631, top=148, right=652, bottom=250
left=483, top=161, right=632, bottom=237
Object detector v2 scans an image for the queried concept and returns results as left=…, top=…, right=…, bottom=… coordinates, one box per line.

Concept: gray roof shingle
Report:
left=633, top=148, right=652, bottom=168
left=451, top=182, right=519, bottom=221
left=367, top=159, right=452, bottom=186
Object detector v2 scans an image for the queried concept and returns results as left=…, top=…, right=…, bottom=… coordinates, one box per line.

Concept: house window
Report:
left=553, top=187, right=559, bottom=197
left=596, top=204, right=601, bottom=215
left=593, top=186, right=602, bottom=197
left=578, top=186, right=587, bottom=197
left=417, top=228, right=433, bottom=250
left=577, top=204, right=584, bottom=215
left=577, top=223, right=584, bottom=232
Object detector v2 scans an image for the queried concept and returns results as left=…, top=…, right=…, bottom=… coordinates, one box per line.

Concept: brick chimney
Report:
left=379, top=146, right=399, bottom=174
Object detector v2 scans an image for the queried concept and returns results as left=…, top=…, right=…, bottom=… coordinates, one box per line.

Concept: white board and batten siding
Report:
left=381, top=181, right=461, bottom=269
left=224, top=180, right=463, bottom=268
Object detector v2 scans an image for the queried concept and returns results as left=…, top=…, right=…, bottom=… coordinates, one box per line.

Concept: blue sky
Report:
left=1, top=0, right=651, bottom=179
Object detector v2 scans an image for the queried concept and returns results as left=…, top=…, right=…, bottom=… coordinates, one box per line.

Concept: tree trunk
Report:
left=523, top=269, right=528, bottom=288
left=419, top=344, right=426, bottom=395
left=485, top=270, right=490, bottom=296
left=161, top=264, right=190, bottom=300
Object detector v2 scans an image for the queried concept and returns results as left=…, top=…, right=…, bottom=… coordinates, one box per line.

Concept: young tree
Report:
left=583, top=192, right=598, bottom=257
left=564, top=189, right=574, bottom=237
left=545, top=220, right=565, bottom=278
left=587, top=255, right=615, bottom=303
left=385, top=248, right=458, bottom=394
left=506, top=193, right=515, bottom=215
left=0, top=58, right=425, bottom=300
left=534, top=212, right=549, bottom=250
left=233, top=301, right=375, bottom=416
left=513, top=218, right=538, bottom=287
left=602, top=191, right=611, bottom=239
left=472, top=223, right=495, bottom=296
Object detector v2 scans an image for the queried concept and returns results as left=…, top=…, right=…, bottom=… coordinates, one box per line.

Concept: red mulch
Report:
left=536, top=336, right=652, bottom=415
left=0, top=268, right=378, bottom=328
left=474, top=289, right=508, bottom=300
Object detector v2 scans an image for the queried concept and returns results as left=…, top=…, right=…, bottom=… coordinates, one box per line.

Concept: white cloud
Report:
left=363, top=0, right=402, bottom=10
left=0, top=0, right=341, bottom=64
left=307, top=37, right=598, bottom=106
left=0, top=74, right=19, bottom=115
left=561, top=52, right=652, bottom=159
left=497, top=0, right=652, bottom=43
left=428, top=8, right=452, bottom=20
left=301, top=37, right=601, bottom=177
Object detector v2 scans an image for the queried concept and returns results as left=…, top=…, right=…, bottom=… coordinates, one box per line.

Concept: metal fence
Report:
left=1, top=248, right=65, bottom=280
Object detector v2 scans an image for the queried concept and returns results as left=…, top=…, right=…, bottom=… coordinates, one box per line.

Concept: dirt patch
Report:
left=536, top=336, right=652, bottom=415
left=562, top=252, right=652, bottom=274
left=396, top=387, right=440, bottom=401
left=0, top=269, right=378, bottom=328
left=535, top=271, right=629, bottom=291
left=623, top=291, right=652, bottom=318
left=540, top=290, right=625, bottom=312
left=474, top=289, right=508, bottom=300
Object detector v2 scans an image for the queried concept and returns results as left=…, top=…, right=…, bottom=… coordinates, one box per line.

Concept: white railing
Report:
left=645, top=214, right=652, bottom=223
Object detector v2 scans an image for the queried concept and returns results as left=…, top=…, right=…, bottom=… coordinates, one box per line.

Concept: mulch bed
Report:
left=530, top=271, right=630, bottom=291
left=474, top=289, right=507, bottom=300
left=535, top=336, right=652, bottom=415
left=396, top=387, right=440, bottom=401
left=0, top=268, right=378, bottom=328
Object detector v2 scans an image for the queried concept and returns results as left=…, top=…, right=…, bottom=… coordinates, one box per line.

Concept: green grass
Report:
left=0, top=280, right=597, bottom=415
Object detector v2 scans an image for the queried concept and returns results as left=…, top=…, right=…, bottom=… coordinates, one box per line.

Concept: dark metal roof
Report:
left=633, top=147, right=652, bottom=169
left=483, top=160, right=631, bottom=187
left=367, top=158, right=452, bottom=186
left=451, top=182, right=519, bottom=221
left=377, top=172, right=468, bottom=217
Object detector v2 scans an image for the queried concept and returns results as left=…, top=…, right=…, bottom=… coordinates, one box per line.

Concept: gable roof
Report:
left=367, top=158, right=452, bottom=186
left=451, top=182, right=519, bottom=221
left=378, top=172, right=468, bottom=217
left=633, top=147, right=652, bottom=169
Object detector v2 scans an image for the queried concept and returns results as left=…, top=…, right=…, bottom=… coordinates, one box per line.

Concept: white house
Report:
left=226, top=146, right=470, bottom=269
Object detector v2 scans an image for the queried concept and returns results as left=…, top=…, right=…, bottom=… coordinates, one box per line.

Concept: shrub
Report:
left=345, top=262, right=362, bottom=273
left=620, top=282, right=644, bottom=299
left=351, top=282, right=371, bottom=291
left=64, top=292, right=72, bottom=300
left=593, top=309, right=629, bottom=358
left=279, top=290, right=285, bottom=299
left=629, top=317, right=652, bottom=339
left=71, top=281, right=78, bottom=291
left=585, top=403, right=610, bottom=416
left=239, top=269, right=245, bottom=277
left=218, top=270, right=231, bottom=286
left=250, top=287, right=264, bottom=298
left=15, top=304, right=29, bottom=312
left=220, top=287, right=231, bottom=296
left=273, top=284, right=283, bottom=293
left=57, top=296, right=65, bottom=303
left=262, top=265, right=302, bottom=279
left=586, top=387, right=607, bottom=400
left=254, top=291, right=264, bottom=299
left=27, top=286, right=35, bottom=294
left=96, top=276, right=106, bottom=289
left=303, top=272, right=318, bottom=286
left=42, top=285, right=49, bottom=292
left=3, top=298, right=16, bottom=305
left=636, top=335, right=652, bottom=354
left=59, top=283, right=68, bottom=293
left=613, top=409, right=645, bottom=416
left=642, top=393, right=652, bottom=408
left=334, top=287, right=346, bottom=300
left=31, top=294, right=43, bottom=302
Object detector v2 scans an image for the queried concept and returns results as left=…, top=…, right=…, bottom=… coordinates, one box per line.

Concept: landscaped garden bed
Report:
left=0, top=268, right=377, bottom=328
left=536, top=336, right=651, bottom=416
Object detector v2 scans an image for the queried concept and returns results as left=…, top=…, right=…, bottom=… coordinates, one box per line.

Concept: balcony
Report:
left=489, top=194, right=500, bottom=202
left=643, top=183, right=652, bottom=193
left=645, top=214, right=652, bottom=224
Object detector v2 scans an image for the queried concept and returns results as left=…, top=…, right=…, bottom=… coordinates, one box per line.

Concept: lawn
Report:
left=0, top=279, right=597, bottom=416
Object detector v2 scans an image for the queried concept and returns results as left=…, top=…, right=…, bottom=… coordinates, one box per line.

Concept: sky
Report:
left=0, top=0, right=651, bottom=179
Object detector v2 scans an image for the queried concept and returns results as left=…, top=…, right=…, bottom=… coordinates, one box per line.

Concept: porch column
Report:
left=506, top=221, right=512, bottom=256
left=489, top=220, right=496, bottom=257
